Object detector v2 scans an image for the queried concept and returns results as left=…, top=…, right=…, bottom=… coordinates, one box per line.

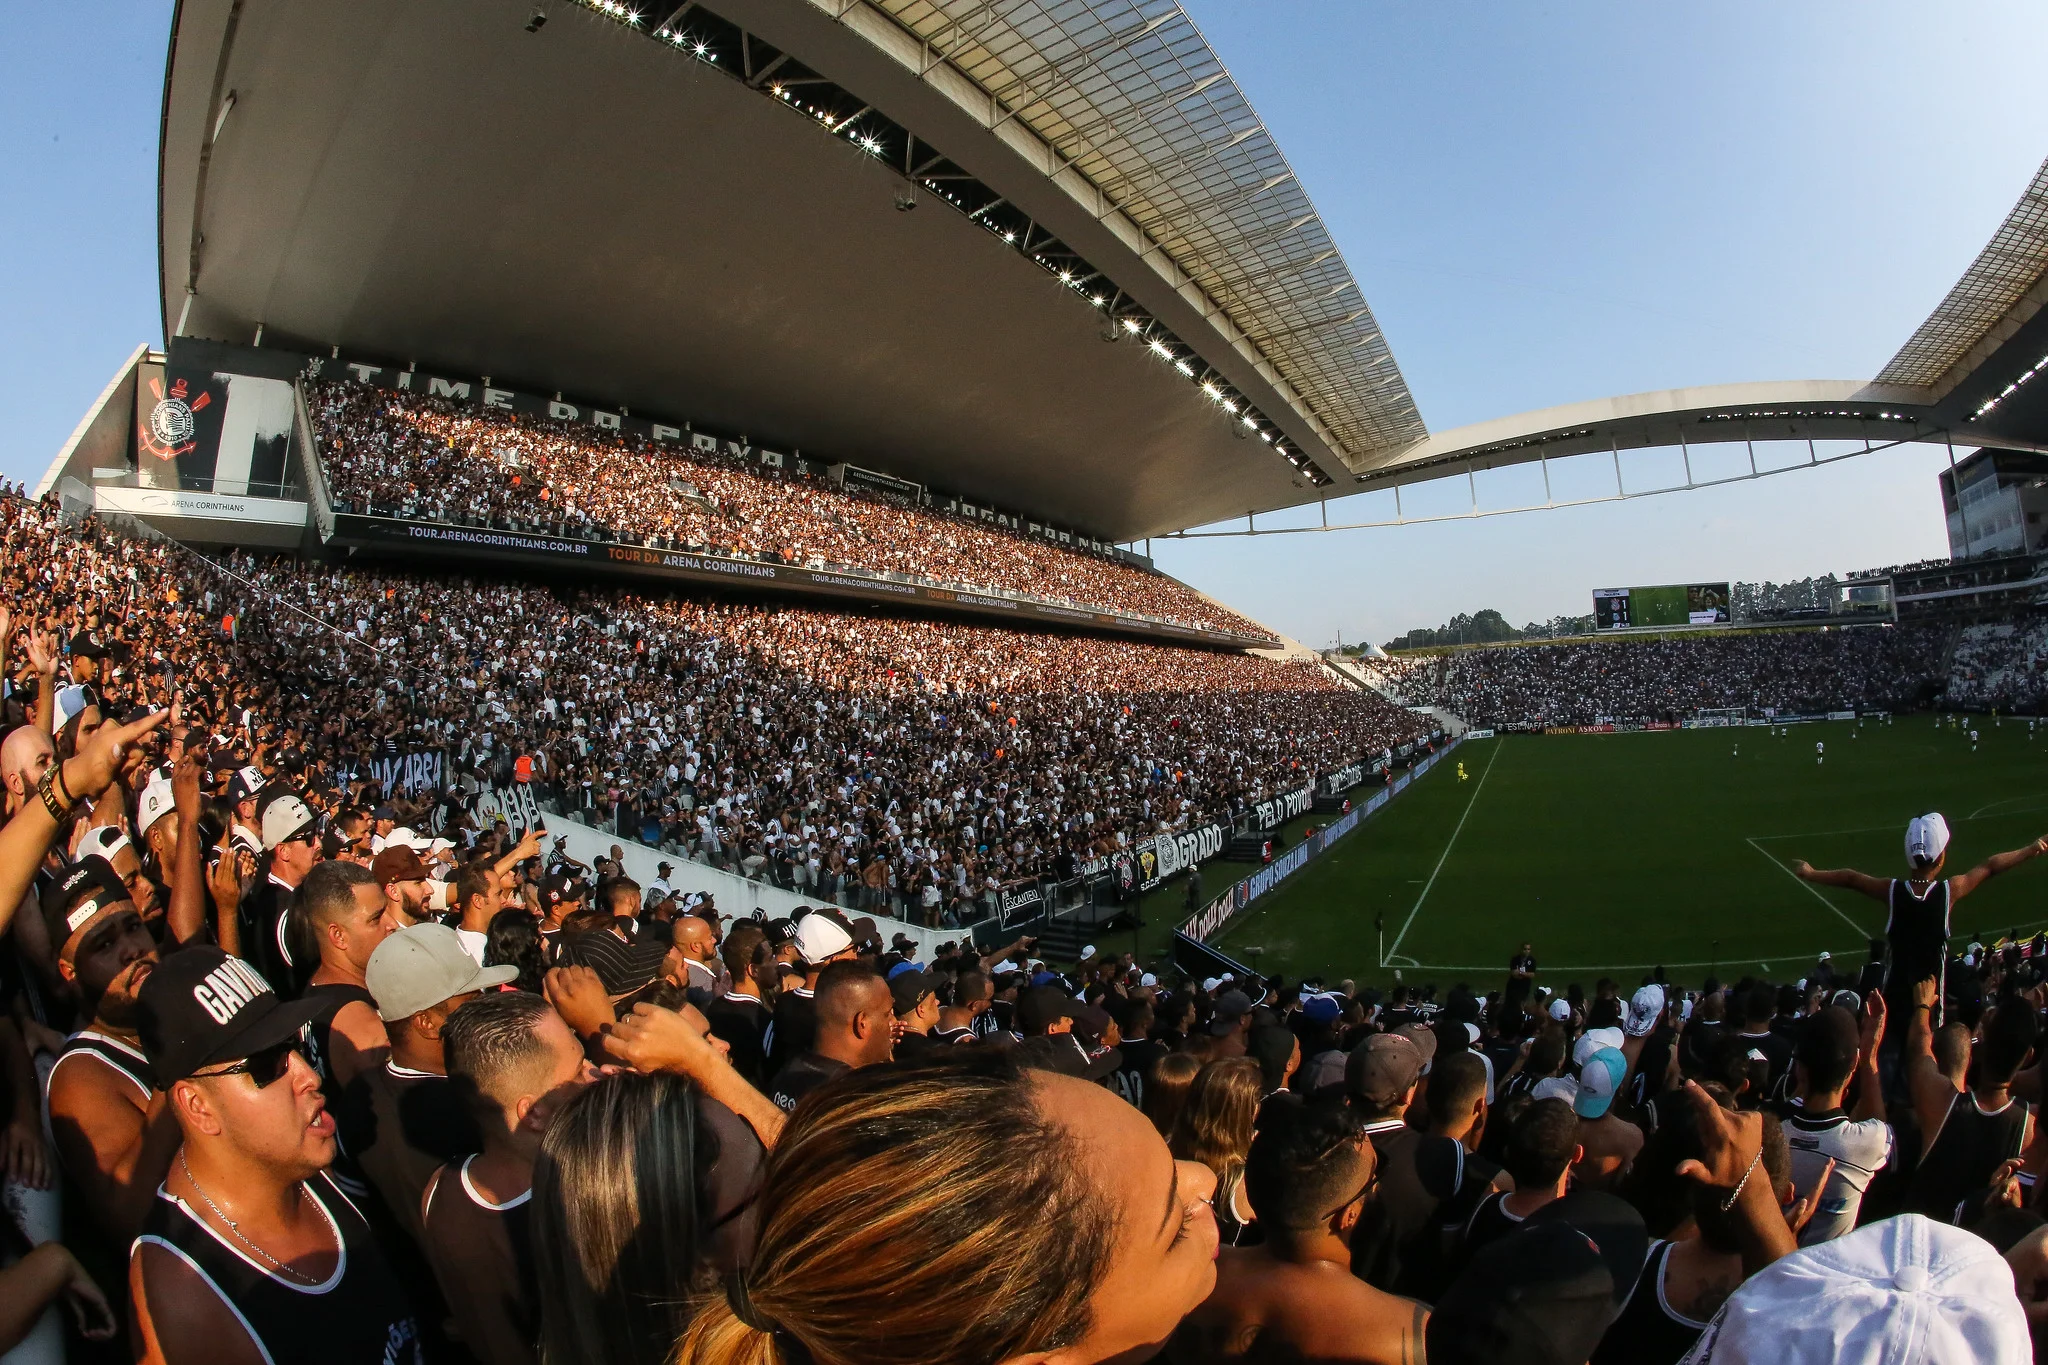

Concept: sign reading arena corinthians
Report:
left=1252, top=786, right=1314, bottom=830
left=1137, top=823, right=1226, bottom=891
left=325, top=511, right=1274, bottom=649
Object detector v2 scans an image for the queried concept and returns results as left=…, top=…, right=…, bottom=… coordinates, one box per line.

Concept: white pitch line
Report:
left=1384, top=740, right=1503, bottom=964
left=1745, top=836, right=1875, bottom=940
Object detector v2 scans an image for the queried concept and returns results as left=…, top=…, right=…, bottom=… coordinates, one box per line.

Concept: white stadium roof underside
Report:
left=160, top=2, right=2048, bottom=541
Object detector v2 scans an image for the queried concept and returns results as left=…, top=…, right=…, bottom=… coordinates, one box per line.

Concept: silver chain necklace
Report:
left=178, top=1150, right=324, bottom=1285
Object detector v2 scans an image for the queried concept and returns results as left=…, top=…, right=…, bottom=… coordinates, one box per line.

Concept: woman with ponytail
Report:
left=673, top=1048, right=1222, bottom=1365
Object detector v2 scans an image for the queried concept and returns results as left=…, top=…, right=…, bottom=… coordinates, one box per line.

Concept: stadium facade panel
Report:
left=158, top=0, right=1421, bottom=542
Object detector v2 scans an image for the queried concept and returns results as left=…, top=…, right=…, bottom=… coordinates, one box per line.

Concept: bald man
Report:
left=666, top=914, right=722, bottom=1002
left=767, top=960, right=893, bottom=1113
left=1, top=725, right=55, bottom=818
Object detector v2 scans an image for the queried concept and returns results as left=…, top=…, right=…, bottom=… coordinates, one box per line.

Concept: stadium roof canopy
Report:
left=1347, top=156, right=2048, bottom=497
left=158, top=0, right=1423, bottom=543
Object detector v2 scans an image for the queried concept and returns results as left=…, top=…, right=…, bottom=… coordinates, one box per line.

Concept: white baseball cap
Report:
left=135, top=776, right=176, bottom=839
left=1548, top=997, right=1572, bottom=1022
left=76, top=824, right=132, bottom=862
left=1573, top=1026, right=1626, bottom=1068
left=792, top=913, right=853, bottom=964
left=259, top=794, right=316, bottom=851
left=1531, top=1075, right=1578, bottom=1104
left=1905, top=813, right=1951, bottom=866
left=1080, top=944, right=1097, bottom=960
left=1626, top=984, right=1666, bottom=1038
left=1202, top=976, right=1222, bottom=992
left=1679, top=1213, right=2027, bottom=1363
left=1139, top=972, right=1158, bottom=988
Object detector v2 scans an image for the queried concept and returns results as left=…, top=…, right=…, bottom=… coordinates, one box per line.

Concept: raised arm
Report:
left=1850, top=992, right=1887, bottom=1124
left=0, top=710, right=166, bottom=940
left=1948, top=835, right=2048, bottom=900
left=165, top=752, right=209, bottom=948
left=1789, top=860, right=1891, bottom=902
left=1903, top=978, right=1958, bottom=1153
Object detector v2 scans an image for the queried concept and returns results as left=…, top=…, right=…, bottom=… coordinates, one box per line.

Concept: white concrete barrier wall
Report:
left=472, top=787, right=959, bottom=957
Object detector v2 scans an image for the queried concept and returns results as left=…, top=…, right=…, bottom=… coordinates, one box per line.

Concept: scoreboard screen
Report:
left=1592, top=583, right=1731, bottom=631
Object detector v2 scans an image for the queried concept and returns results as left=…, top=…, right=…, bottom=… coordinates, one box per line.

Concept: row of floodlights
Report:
left=1974, top=351, right=2048, bottom=421
left=572, top=0, right=1314, bottom=475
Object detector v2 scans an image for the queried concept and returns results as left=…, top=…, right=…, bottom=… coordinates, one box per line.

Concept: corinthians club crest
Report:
left=140, top=375, right=212, bottom=460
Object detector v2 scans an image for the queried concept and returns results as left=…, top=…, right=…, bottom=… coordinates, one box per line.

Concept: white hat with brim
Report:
left=1680, top=1213, right=2026, bottom=1363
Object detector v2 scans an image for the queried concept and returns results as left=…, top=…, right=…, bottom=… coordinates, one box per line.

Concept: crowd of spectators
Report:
left=1950, top=618, right=2048, bottom=712
left=310, top=381, right=1263, bottom=636
left=1363, top=627, right=1945, bottom=726
left=3, top=492, right=2048, bottom=1362
left=0, top=499, right=1423, bottom=926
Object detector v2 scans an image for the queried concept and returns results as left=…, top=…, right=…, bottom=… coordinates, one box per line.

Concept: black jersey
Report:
left=51, top=1029, right=158, bottom=1105
left=299, top=983, right=377, bottom=1200
left=1906, top=1090, right=2030, bottom=1223
left=420, top=1157, right=536, bottom=1365
left=1590, top=1240, right=1710, bottom=1365
left=134, top=1172, right=424, bottom=1364
left=1885, top=879, right=1951, bottom=997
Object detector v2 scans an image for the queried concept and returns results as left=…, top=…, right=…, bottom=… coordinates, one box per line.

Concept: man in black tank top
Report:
left=129, top=946, right=423, bottom=1364
left=424, top=990, right=597, bottom=1365
left=40, top=862, right=182, bottom=1246
left=1793, top=813, right=2048, bottom=1020
left=1901, top=975, right=2036, bottom=1223
left=297, top=861, right=397, bottom=1202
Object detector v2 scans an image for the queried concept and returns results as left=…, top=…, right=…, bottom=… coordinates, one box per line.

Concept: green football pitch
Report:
left=1206, top=717, right=2048, bottom=992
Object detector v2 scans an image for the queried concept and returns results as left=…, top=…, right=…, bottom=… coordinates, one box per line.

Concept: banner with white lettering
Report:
left=367, top=751, right=445, bottom=797
left=1138, top=823, right=1226, bottom=891
left=1252, top=786, right=1314, bottom=830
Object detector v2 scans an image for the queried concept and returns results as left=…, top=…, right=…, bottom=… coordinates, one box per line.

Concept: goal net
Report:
left=1693, top=707, right=1746, bottom=727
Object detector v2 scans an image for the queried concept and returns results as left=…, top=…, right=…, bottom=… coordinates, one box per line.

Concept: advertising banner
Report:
left=1181, top=741, right=1456, bottom=946
left=1252, top=785, right=1314, bottom=830
left=1137, top=823, right=1225, bottom=891
left=1322, top=763, right=1366, bottom=796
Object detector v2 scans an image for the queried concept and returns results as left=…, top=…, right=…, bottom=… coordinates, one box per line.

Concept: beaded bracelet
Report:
left=1719, top=1149, right=1762, bottom=1213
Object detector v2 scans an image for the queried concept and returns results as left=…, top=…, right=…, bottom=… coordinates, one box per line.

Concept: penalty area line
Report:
left=1745, top=836, right=1874, bottom=941
left=1383, top=740, right=1502, bottom=966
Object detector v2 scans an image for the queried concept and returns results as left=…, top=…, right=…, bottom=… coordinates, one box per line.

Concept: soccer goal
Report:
left=1693, top=707, right=1746, bottom=728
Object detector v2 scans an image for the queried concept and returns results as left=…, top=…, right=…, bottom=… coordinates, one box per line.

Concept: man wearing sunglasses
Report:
left=42, top=859, right=183, bottom=1245
left=129, top=946, right=422, bottom=1365
left=1165, top=1094, right=1428, bottom=1365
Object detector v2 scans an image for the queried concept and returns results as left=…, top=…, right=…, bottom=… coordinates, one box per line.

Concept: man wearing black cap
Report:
left=767, top=960, right=892, bottom=1113
left=129, top=946, right=422, bottom=1364
left=535, top=871, right=586, bottom=951
left=889, top=966, right=942, bottom=1059
left=1167, top=1094, right=1426, bottom=1365
left=1014, top=986, right=1124, bottom=1084
left=1428, top=1190, right=1650, bottom=1365
left=43, top=859, right=183, bottom=1244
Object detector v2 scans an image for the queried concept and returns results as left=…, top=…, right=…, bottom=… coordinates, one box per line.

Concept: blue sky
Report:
left=5, top=2, right=2047, bottom=646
